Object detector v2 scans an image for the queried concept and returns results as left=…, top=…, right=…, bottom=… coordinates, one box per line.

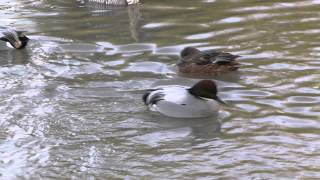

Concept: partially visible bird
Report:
left=126, top=0, right=140, bottom=5
left=177, top=47, right=240, bottom=76
left=143, top=80, right=225, bottom=118
left=86, top=0, right=140, bottom=6
left=0, top=28, right=29, bottom=49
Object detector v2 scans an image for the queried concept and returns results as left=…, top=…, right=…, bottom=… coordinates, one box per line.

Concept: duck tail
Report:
left=142, top=90, right=152, bottom=105
left=229, top=65, right=240, bottom=71
left=142, top=89, right=164, bottom=105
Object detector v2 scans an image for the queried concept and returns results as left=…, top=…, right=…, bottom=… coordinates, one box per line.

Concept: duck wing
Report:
left=0, top=29, right=19, bottom=44
left=188, top=53, right=212, bottom=65
left=203, top=50, right=240, bottom=65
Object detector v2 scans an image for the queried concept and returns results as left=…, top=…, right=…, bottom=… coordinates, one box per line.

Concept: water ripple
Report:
left=1, top=0, right=320, bottom=178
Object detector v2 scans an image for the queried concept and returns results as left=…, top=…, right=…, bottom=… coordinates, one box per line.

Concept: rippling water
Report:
left=1, top=0, right=320, bottom=179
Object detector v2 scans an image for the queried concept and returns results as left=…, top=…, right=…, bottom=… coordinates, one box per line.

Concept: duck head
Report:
left=0, top=30, right=29, bottom=49
left=180, top=47, right=201, bottom=58
left=188, top=80, right=225, bottom=104
left=177, top=47, right=203, bottom=66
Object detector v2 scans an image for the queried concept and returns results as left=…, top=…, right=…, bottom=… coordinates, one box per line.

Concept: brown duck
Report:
left=0, top=28, right=29, bottom=49
left=176, top=47, right=240, bottom=76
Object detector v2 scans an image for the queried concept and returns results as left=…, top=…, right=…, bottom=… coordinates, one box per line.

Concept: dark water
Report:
left=1, top=0, right=320, bottom=179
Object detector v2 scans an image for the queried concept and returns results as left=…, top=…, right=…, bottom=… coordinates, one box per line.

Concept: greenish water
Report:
left=1, top=0, right=320, bottom=179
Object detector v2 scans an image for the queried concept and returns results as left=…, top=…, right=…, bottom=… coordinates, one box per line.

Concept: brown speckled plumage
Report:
left=178, top=61, right=240, bottom=75
left=177, top=47, right=240, bottom=76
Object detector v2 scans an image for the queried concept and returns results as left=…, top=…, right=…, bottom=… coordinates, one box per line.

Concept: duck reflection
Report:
left=0, top=49, right=30, bottom=66
left=165, top=117, right=222, bottom=140
left=81, top=0, right=143, bottom=41
left=132, top=115, right=222, bottom=147
left=128, top=5, right=142, bottom=41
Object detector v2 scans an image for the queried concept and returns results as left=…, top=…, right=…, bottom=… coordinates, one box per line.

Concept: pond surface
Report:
left=1, top=0, right=320, bottom=179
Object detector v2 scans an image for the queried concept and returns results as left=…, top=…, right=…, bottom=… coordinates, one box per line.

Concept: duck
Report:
left=0, top=28, right=29, bottom=49
left=176, top=47, right=240, bottom=76
left=86, top=0, right=140, bottom=6
left=126, top=0, right=140, bottom=5
left=143, top=80, right=225, bottom=118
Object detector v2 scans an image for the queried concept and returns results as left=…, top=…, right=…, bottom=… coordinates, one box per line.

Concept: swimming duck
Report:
left=87, top=0, right=140, bottom=5
left=177, top=47, right=240, bottom=76
left=143, top=80, right=225, bottom=118
left=126, top=0, right=140, bottom=5
left=0, top=28, right=29, bottom=49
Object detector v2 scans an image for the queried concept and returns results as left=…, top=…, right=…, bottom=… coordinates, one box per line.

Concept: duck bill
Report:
left=214, top=96, right=227, bottom=105
left=176, top=59, right=186, bottom=66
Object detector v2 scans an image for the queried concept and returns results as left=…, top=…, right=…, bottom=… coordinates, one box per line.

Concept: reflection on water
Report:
left=79, top=0, right=143, bottom=41
left=0, top=49, right=30, bottom=66
left=1, top=0, right=320, bottom=179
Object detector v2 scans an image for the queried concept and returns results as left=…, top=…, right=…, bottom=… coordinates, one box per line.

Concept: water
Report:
left=1, top=0, right=320, bottom=179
